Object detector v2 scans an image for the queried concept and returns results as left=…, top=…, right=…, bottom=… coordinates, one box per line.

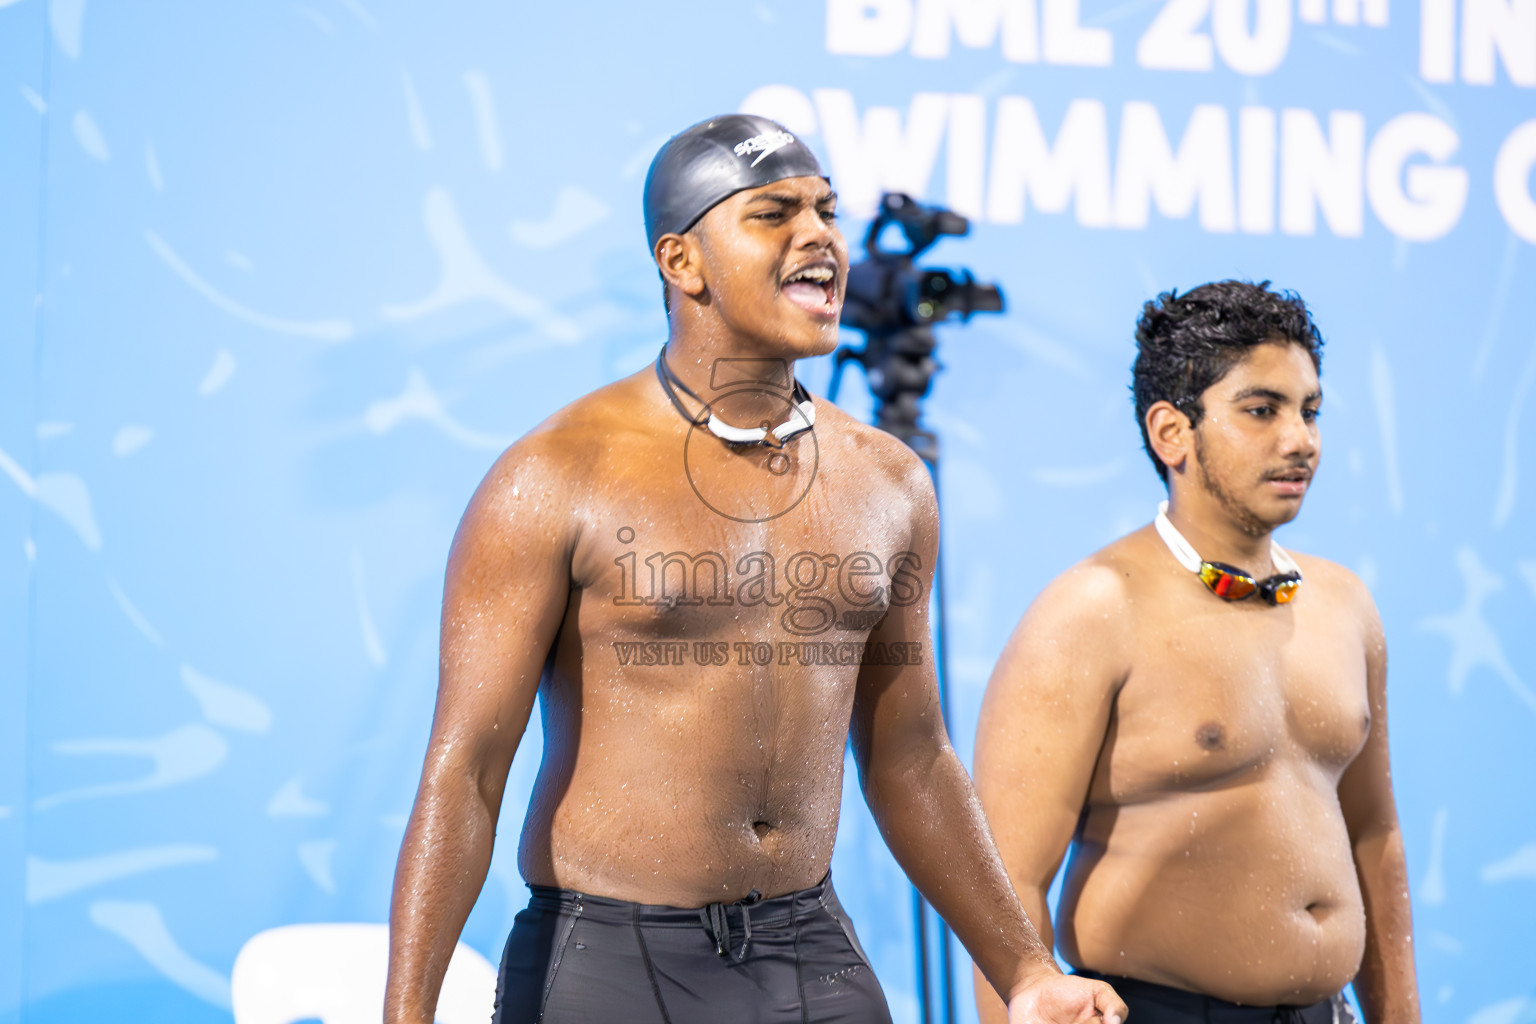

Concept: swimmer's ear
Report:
left=1146, top=400, right=1192, bottom=477
left=655, top=232, right=708, bottom=306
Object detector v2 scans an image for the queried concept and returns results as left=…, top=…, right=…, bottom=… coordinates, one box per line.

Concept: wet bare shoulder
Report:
left=476, top=414, right=594, bottom=511
left=1024, top=543, right=1137, bottom=638
left=1287, top=551, right=1382, bottom=639
left=1037, top=524, right=1162, bottom=602
left=815, top=400, right=935, bottom=504
left=462, top=375, right=655, bottom=555
left=1287, top=550, right=1368, bottom=595
left=526, top=372, right=656, bottom=450
left=492, top=372, right=660, bottom=486
left=1014, top=529, right=1163, bottom=668
left=991, top=544, right=1136, bottom=703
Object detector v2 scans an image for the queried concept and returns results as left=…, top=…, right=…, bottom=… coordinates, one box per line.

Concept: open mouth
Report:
left=780, top=261, right=839, bottom=316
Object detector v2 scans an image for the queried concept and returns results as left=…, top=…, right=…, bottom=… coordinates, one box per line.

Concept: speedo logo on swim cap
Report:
left=733, top=130, right=796, bottom=167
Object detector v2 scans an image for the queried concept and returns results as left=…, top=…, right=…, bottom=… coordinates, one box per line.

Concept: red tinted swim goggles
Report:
left=1154, top=501, right=1302, bottom=606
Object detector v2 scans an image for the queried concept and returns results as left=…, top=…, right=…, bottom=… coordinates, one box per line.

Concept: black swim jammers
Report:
left=494, top=874, right=893, bottom=1024
left=1074, top=969, right=1358, bottom=1024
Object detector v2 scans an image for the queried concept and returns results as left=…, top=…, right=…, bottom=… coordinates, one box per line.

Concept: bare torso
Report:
left=390, top=174, right=1127, bottom=1024
left=1058, top=527, right=1371, bottom=1005
left=513, top=369, right=924, bottom=906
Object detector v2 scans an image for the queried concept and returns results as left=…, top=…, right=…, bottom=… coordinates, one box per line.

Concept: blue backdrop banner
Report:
left=2, top=0, right=1534, bottom=1021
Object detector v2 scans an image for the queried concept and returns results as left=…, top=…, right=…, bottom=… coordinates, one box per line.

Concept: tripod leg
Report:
left=914, top=889, right=933, bottom=1024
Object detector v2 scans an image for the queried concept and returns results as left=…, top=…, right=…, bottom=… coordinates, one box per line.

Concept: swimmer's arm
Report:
left=1337, top=589, right=1421, bottom=1024
left=849, top=463, right=1126, bottom=1024
left=970, top=567, right=1128, bottom=1024
left=384, top=442, right=575, bottom=1024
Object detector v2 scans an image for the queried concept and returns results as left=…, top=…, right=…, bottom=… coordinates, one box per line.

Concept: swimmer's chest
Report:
left=569, top=490, right=919, bottom=643
left=1102, top=593, right=1371, bottom=799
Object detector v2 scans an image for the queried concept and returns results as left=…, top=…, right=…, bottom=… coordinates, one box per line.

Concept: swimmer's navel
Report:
left=1303, top=900, right=1336, bottom=923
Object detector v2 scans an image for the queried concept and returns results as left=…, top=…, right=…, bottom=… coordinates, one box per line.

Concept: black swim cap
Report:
left=643, top=114, right=827, bottom=253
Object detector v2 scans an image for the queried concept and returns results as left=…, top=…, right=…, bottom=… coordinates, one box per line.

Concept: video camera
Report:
left=841, top=193, right=1004, bottom=330
left=833, top=193, right=1005, bottom=462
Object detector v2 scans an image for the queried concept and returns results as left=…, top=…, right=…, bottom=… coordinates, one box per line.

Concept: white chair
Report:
left=232, top=923, right=497, bottom=1024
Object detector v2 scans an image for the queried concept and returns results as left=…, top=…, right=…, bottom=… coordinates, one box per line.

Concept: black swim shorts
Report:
left=1075, top=969, right=1359, bottom=1024
left=493, top=873, right=893, bottom=1023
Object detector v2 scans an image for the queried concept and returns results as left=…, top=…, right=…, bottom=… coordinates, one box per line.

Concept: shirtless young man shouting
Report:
left=973, top=282, right=1421, bottom=1023
left=382, top=115, right=1124, bottom=1024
